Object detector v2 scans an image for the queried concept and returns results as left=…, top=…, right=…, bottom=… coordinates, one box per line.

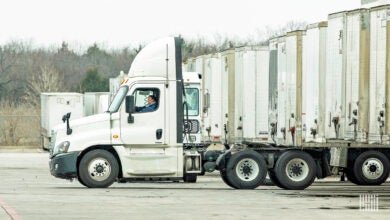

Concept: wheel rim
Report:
left=285, top=158, right=309, bottom=182
left=87, top=157, right=112, bottom=182
left=361, top=158, right=384, bottom=180
left=235, top=158, right=259, bottom=182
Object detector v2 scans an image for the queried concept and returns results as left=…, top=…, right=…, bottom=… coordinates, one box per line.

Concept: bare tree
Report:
left=262, top=20, right=307, bottom=41
left=25, top=65, right=64, bottom=106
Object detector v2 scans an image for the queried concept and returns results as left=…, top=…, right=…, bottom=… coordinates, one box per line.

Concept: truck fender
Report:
left=215, top=151, right=232, bottom=171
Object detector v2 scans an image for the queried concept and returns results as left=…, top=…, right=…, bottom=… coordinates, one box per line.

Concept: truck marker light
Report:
left=113, top=135, right=119, bottom=139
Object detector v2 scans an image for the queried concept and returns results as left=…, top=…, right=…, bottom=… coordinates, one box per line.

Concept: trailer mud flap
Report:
left=316, top=149, right=331, bottom=179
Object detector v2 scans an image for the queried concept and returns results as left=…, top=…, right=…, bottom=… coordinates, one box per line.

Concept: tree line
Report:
left=0, top=21, right=306, bottom=145
left=0, top=21, right=306, bottom=108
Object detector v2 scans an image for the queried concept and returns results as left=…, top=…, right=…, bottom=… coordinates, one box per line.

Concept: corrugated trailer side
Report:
left=285, top=30, right=305, bottom=146
left=255, top=48, right=270, bottom=143
left=209, top=53, right=223, bottom=142
left=268, top=39, right=278, bottom=143
left=202, top=54, right=222, bottom=142
left=222, top=50, right=236, bottom=144
left=220, top=50, right=233, bottom=144
left=276, top=36, right=287, bottom=145
left=242, top=48, right=257, bottom=142
left=302, top=22, right=328, bottom=143
left=344, top=9, right=370, bottom=143
left=325, top=11, right=348, bottom=140
left=234, top=49, right=244, bottom=143
left=369, top=5, right=390, bottom=144
left=239, top=46, right=270, bottom=143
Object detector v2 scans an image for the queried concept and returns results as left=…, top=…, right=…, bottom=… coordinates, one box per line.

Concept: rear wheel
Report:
left=345, top=169, right=361, bottom=185
left=268, top=170, right=286, bottom=189
left=78, top=149, right=119, bottom=188
left=220, top=171, right=235, bottom=188
left=353, top=151, right=390, bottom=185
left=274, top=151, right=316, bottom=190
left=224, top=150, right=267, bottom=189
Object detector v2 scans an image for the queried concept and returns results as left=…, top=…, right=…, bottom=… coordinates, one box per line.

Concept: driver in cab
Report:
left=135, top=95, right=157, bottom=112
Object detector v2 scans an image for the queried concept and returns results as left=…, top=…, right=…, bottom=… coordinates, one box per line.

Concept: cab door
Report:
left=120, top=83, right=178, bottom=177
left=120, top=83, right=165, bottom=145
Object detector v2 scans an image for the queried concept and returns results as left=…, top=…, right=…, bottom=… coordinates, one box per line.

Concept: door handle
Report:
left=156, top=129, right=163, bottom=140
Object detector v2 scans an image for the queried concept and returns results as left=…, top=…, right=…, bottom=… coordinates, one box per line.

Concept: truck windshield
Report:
left=108, top=86, right=128, bottom=113
left=184, top=88, right=199, bottom=116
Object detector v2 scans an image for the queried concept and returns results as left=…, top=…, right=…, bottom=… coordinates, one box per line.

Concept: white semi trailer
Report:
left=41, top=93, right=84, bottom=150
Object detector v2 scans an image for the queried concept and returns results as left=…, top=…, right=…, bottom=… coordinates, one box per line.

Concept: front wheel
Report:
left=224, top=150, right=267, bottom=189
left=78, top=149, right=119, bottom=188
left=274, top=151, right=316, bottom=190
left=353, top=151, right=390, bottom=185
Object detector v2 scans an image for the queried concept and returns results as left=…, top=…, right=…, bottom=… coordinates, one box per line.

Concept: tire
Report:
left=77, top=177, right=88, bottom=187
left=274, top=151, right=317, bottom=190
left=220, top=170, right=235, bottom=188
left=353, top=151, right=390, bottom=185
left=225, top=150, right=267, bottom=189
left=78, top=149, right=119, bottom=188
left=268, top=170, right=287, bottom=189
left=183, top=173, right=197, bottom=183
left=345, top=169, right=361, bottom=185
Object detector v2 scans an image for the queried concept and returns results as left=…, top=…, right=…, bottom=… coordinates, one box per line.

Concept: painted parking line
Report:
left=0, top=197, right=21, bottom=220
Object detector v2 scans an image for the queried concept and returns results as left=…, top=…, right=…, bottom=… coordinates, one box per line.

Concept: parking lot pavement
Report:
left=0, top=207, right=10, bottom=220
left=0, top=152, right=389, bottom=220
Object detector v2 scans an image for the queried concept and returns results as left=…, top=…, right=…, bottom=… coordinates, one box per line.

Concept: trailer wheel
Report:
left=274, top=151, right=316, bottom=190
left=78, top=149, right=119, bottom=188
left=345, top=169, right=361, bottom=185
left=353, top=151, right=390, bottom=185
left=268, top=170, right=286, bottom=189
left=225, top=150, right=267, bottom=189
left=183, top=173, right=197, bottom=183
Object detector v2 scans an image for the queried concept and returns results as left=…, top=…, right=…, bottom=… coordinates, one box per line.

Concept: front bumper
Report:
left=49, top=151, right=80, bottom=179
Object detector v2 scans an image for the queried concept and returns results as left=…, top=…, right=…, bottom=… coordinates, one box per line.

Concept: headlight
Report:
left=52, top=141, right=70, bottom=156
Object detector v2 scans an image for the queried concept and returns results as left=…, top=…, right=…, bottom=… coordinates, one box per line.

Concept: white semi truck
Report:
left=49, top=36, right=390, bottom=190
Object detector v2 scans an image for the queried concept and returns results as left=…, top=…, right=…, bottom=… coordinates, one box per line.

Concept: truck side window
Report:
left=184, top=88, right=199, bottom=116
left=133, top=88, right=160, bottom=113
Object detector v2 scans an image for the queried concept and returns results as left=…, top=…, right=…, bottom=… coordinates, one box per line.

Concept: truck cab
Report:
left=49, top=37, right=201, bottom=187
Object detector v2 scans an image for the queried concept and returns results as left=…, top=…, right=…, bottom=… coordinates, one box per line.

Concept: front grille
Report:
left=184, top=120, right=200, bottom=134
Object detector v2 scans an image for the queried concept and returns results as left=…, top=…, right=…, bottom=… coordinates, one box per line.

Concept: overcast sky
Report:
left=0, top=0, right=361, bottom=49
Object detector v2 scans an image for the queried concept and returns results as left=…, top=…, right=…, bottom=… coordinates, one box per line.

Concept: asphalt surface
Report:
left=0, top=152, right=389, bottom=220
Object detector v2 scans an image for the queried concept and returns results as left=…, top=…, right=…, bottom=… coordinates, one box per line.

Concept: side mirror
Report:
left=125, top=95, right=135, bottom=113
left=125, top=95, right=135, bottom=123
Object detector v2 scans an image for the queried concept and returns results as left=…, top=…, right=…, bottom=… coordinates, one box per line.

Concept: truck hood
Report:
left=53, top=113, right=109, bottom=132
left=53, top=113, right=112, bottom=151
